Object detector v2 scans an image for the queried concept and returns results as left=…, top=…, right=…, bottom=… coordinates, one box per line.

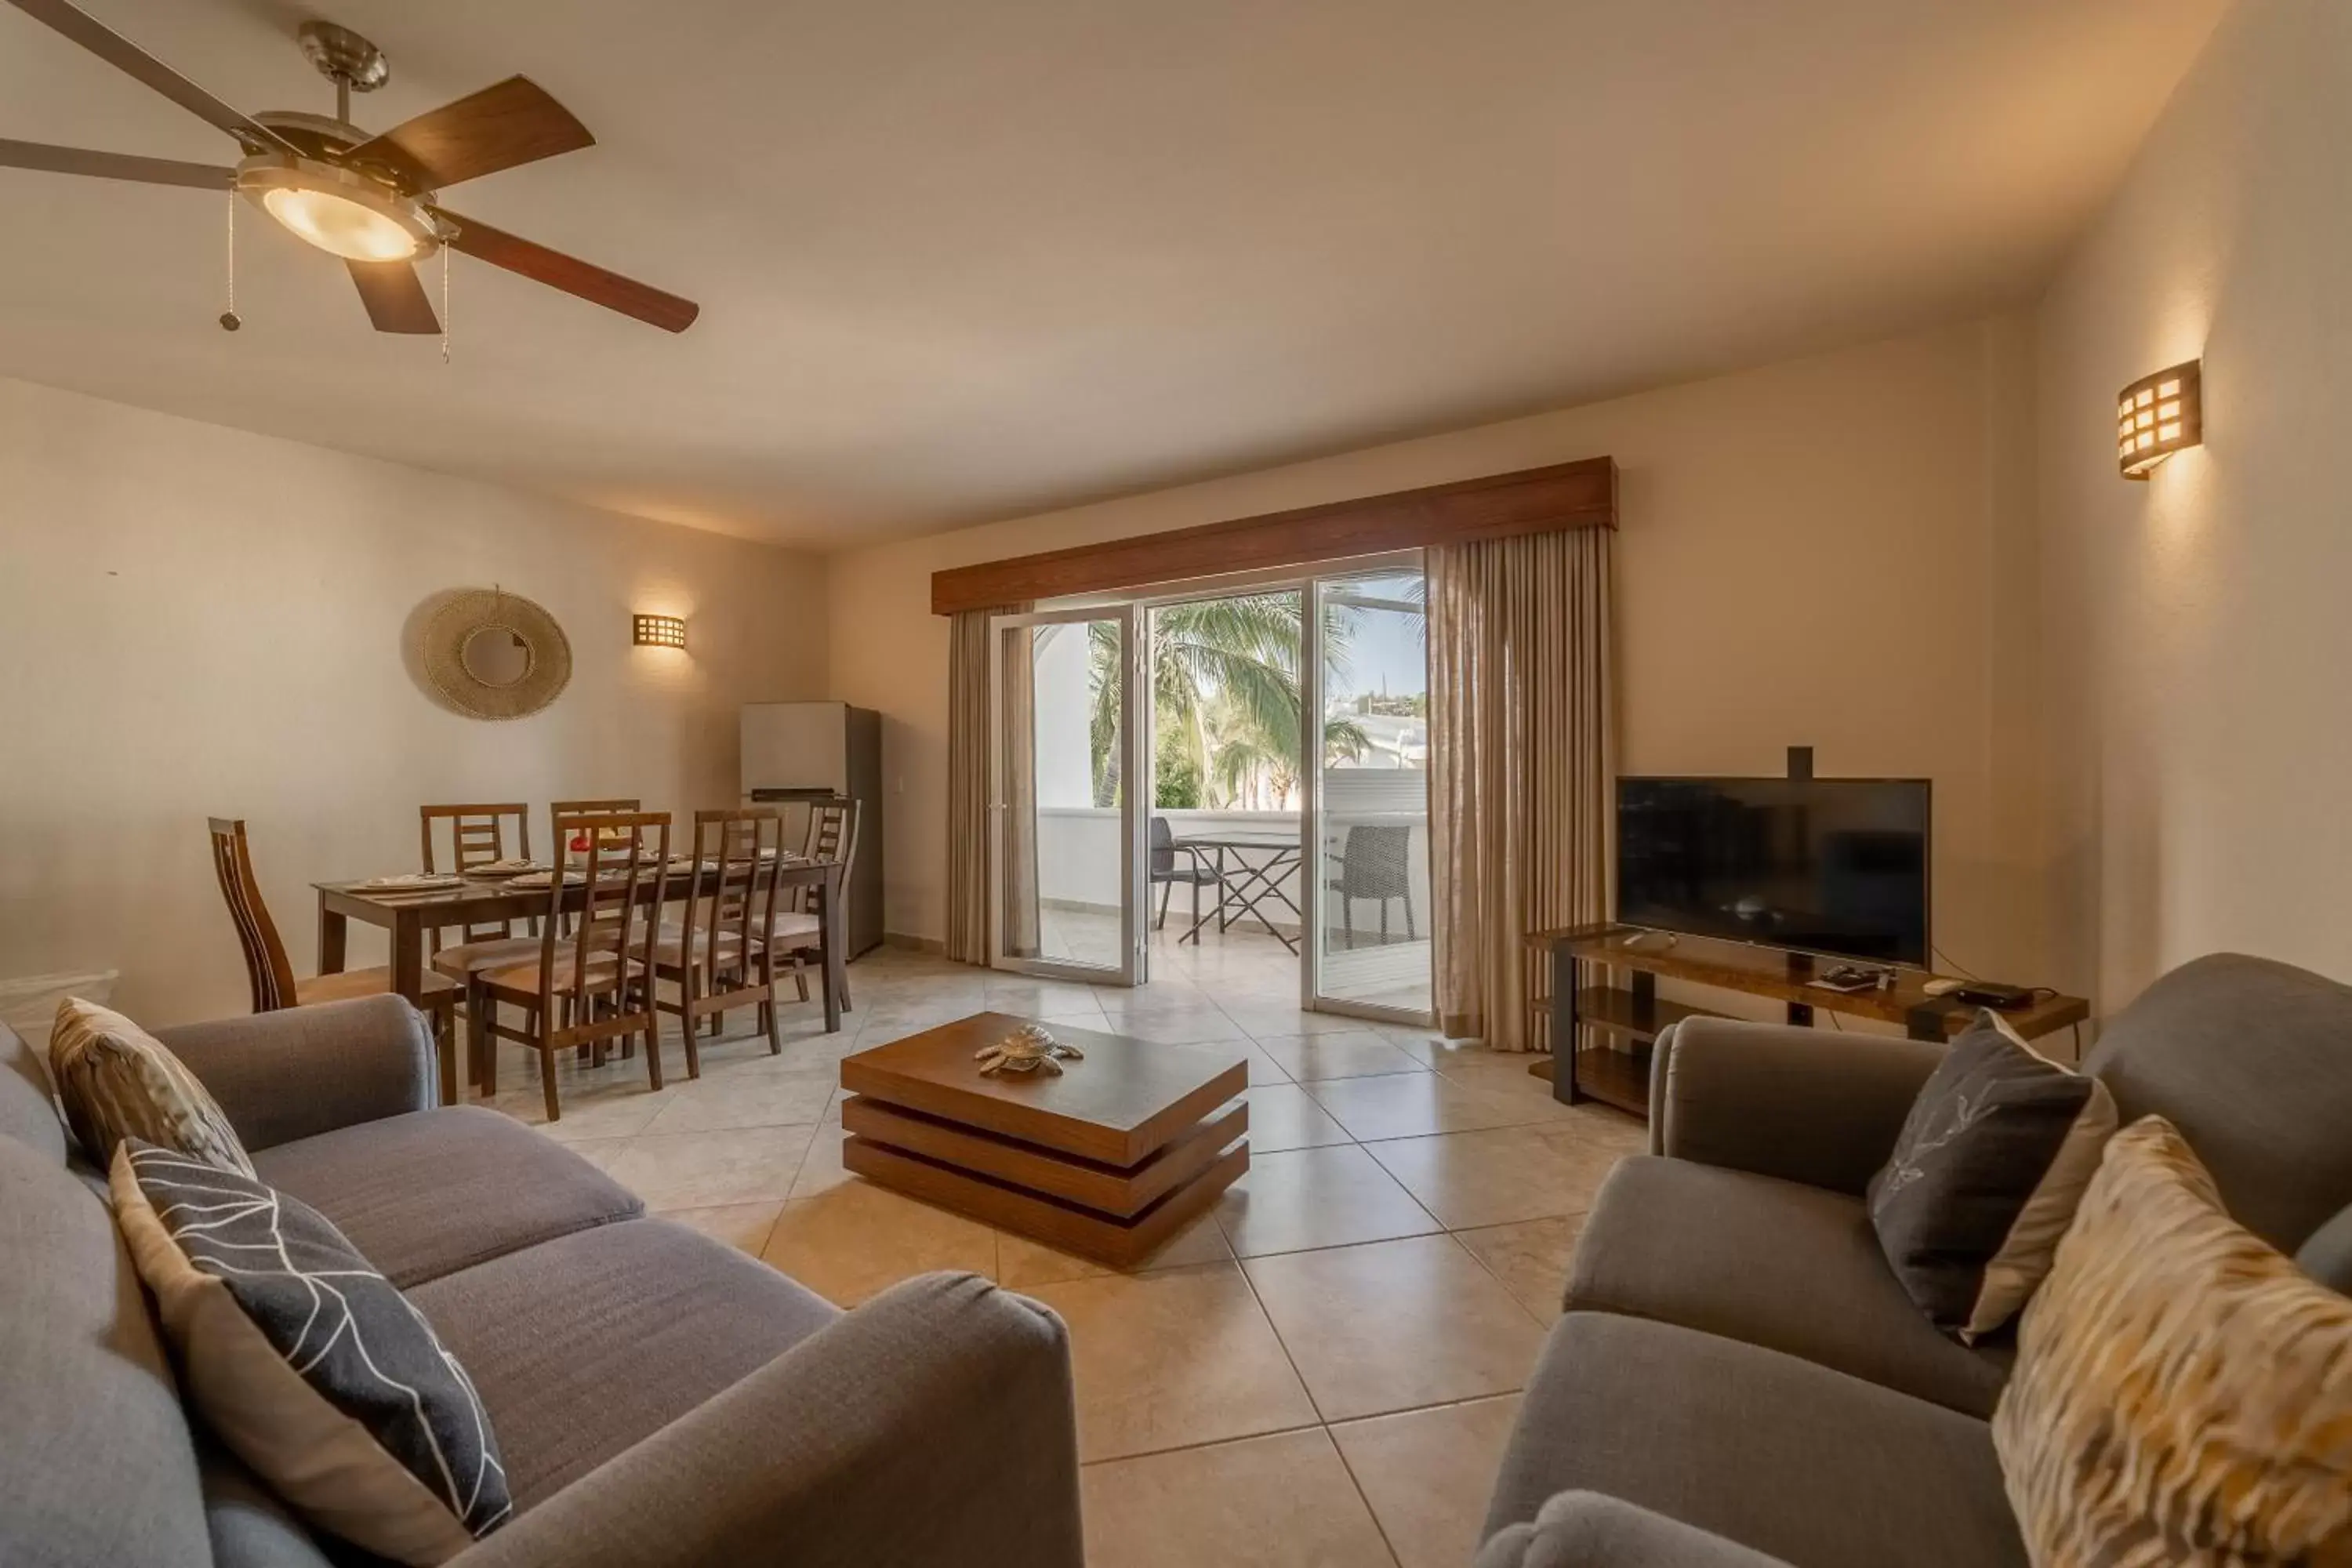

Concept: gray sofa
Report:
left=1479, top=953, right=2352, bottom=1568
left=0, top=996, right=1085, bottom=1568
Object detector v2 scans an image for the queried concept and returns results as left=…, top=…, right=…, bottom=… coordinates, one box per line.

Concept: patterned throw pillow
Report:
left=1868, top=1010, right=2118, bottom=1341
left=1994, top=1118, right=2352, bottom=1566
left=49, top=996, right=253, bottom=1175
left=111, top=1140, right=510, bottom=1565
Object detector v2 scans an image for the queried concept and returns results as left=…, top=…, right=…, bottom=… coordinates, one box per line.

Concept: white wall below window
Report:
left=0, top=377, right=829, bottom=1026
left=1037, top=808, right=1286, bottom=913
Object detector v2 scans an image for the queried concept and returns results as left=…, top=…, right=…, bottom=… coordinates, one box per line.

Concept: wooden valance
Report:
left=930, top=456, right=1616, bottom=615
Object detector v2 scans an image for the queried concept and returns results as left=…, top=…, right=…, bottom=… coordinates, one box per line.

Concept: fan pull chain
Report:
left=441, top=245, right=452, bottom=365
left=220, top=188, right=241, bottom=332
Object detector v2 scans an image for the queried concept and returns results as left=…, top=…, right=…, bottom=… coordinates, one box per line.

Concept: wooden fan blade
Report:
left=4, top=0, right=295, bottom=154
left=343, top=77, right=592, bottom=192
left=434, top=209, right=699, bottom=333
left=348, top=260, right=441, bottom=335
left=0, top=137, right=230, bottom=189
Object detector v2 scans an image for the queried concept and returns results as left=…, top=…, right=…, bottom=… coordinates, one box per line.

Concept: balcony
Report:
left=1029, top=777, right=1432, bottom=1014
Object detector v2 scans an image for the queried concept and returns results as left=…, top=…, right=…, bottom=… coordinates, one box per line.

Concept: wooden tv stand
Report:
left=1523, top=923, right=2091, bottom=1119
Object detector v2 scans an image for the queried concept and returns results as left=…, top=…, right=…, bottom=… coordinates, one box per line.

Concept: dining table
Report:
left=314, top=857, right=848, bottom=1104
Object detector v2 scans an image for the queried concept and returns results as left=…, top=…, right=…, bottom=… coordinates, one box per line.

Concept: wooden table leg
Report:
left=820, top=869, right=846, bottom=1034
left=434, top=1018, right=459, bottom=1108
left=318, top=905, right=348, bottom=975
left=1905, top=1003, right=1954, bottom=1041
left=1551, top=945, right=1580, bottom=1106
left=466, top=978, right=492, bottom=1098
left=391, top=909, right=424, bottom=1003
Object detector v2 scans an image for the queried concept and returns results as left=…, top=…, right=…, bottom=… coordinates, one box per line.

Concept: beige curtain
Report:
left=999, top=623, right=1040, bottom=958
left=944, top=604, right=1033, bottom=964
left=945, top=609, right=993, bottom=964
left=1429, top=528, right=1615, bottom=1050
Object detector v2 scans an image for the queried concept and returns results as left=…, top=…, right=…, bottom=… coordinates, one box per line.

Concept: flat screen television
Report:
left=1615, top=776, right=1931, bottom=966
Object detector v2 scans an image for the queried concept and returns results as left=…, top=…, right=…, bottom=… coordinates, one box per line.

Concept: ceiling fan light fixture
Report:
left=262, top=186, right=416, bottom=261
left=237, top=155, right=439, bottom=263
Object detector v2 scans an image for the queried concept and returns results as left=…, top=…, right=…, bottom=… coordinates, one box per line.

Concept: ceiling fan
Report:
left=0, top=0, right=699, bottom=334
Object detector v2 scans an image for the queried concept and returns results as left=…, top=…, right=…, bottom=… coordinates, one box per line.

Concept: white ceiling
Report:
left=0, top=0, right=2224, bottom=548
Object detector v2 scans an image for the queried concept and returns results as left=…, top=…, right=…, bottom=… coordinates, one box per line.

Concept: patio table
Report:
left=1170, top=828, right=1303, bottom=953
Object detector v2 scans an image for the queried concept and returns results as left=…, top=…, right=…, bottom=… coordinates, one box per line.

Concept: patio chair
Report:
left=1150, top=816, right=1221, bottom=931
left=1327, top=823, right=1414, bottom=945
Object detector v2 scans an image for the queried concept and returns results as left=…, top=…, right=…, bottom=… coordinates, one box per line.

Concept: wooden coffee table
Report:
left=837, top=1012, right=1249, bottom=1266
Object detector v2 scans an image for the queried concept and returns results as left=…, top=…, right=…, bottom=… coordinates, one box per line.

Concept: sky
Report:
left=1324, top=574, right=1427, bottom=707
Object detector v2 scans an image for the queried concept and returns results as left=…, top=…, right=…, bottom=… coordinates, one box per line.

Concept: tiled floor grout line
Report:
left=1076, top=1417, right=1331, bottom=1471
left=1223, top=1004, right=1352, bottom=1440
left=1324, top=1424, right=1410, bottom=1568
left=1430, top=1224, right=1552, bottom=1333
left=1231, top=1004, right=1423, bottom=1567
left=1229, top=1247, right=1317, bottom=1400
left=1325, top=1434, right=1410, bottom=1568
left=1076, top=1387, right=1525, bottom=1469
left=1214, top=1004, right=1480, bottom=1561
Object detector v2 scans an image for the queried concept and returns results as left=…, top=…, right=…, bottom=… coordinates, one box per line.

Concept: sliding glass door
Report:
left=1301, top=568, right=1434, bottom=1022
left=988, top=606, right=1145, bottom=983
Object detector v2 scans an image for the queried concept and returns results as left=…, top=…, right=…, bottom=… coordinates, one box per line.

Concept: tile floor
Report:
left=477, top=930, right=1642, bottom=1568
left=1042, top=902, right=1437, bottom=1014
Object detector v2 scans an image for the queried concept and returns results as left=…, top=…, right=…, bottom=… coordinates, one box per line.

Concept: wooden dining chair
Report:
left=772, top=797, right=858, bottom=1010
left=549, top=798, right=641, bottom=862
left=420, top=802, right=532, bottom=878
left=652, top=808, right=785, bottom=1076
left=206, top=818, right=460, bottom=1036
left=802, top=797, right=853, bottom=866
left=472, top=811, right=671, bottom=1122
left=545, top=798, right=642, bottom=949
left=418, top=803, right=540, bottom=977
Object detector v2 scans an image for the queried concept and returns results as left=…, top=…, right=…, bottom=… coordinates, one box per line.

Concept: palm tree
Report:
left=1206, top=708, right=1372, bottom=808
left=1086, top=593, right=1370, bottom=810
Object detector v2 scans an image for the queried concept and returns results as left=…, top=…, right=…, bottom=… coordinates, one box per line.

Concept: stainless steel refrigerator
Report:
left=740, top=702, right=884, bottom=959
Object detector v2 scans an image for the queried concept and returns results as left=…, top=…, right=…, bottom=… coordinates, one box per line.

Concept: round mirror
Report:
left=459, top=626, right=532, bottom=688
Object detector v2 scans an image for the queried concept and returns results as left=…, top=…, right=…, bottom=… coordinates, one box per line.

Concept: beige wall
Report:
left=830, top=317, right=2046, bottom=983
left=0, top=377, right=827, bottom=1025
left=2031, top=0, right=2352, bottom=1007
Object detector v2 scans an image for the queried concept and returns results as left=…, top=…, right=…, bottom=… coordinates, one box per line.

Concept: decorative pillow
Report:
left=111, top=1140, right=510, bottom=1564
left=1867, top=1009, right=2117, bottom=1341
left=1994, top=1118, right=2352, bottom=1566
left=49, top=996, right=253, bottom=1175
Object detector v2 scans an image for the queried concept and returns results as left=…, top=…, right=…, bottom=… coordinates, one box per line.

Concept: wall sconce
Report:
left=632, top=613, right=688, bottom=650
left=2118, top=360, right=2202, bottom=479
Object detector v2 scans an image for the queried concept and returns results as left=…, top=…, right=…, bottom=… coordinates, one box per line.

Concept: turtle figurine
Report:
left=975, top=1023, right=1086, bottom=1077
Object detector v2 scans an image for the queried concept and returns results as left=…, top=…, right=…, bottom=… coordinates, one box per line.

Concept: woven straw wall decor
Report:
left=419, top=588, right=572, bottom=720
